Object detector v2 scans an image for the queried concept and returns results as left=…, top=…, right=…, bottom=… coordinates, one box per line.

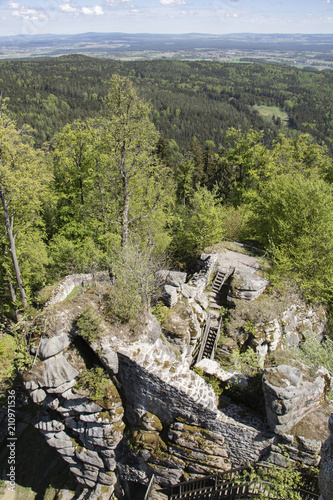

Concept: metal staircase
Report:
left=195, top=268, right=234, bottom=364
left=211, top=270, right=227, bottom=294
left=166, top=464, right=320, bottom=500
left=196, top=314, right=222, bottom=363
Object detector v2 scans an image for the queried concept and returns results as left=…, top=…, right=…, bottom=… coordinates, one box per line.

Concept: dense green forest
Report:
left=1, top=57, right=333, bottom=384
left=1, top=55, right=333, bottom=152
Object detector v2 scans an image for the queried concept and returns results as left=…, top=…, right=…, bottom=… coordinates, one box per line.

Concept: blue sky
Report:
left=0, top=0, right=332, bottom=37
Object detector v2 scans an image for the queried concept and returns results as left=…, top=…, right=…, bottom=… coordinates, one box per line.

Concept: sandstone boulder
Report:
left=156, top=270, right=187, bottom=288
left=30, top=388, right=47, bottom=403
left=163, top=285, right=178, bottom=307
left=181, top=283, right=197, bottom=299
left=99, top=346, right=119, bottom=374
left=263, top=364, right=325, bottom=434
left=228, top=269, right=268, bottom=302
left=38, top=332, right=71, bottom=359
left=43, top=354, right=79, bottom=388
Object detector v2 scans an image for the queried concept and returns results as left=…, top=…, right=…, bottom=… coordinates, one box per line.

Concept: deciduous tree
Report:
left=248, top=172, right=333, bottom=303
left=0, top=97, right=51, bottom=312
left=100, top=75, right=170, bottom=248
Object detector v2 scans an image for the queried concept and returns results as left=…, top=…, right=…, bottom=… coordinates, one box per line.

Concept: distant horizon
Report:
left=1, top=31, right=333, bottom=39
left=0, top=0, right=332, bottom=38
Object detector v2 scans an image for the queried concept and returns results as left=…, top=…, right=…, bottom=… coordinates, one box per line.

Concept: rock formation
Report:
left=262, top=364, right=328, bottom=435
left=319, top=413, right=333, bottom=500
left=19, top=248, right=331, bottom=498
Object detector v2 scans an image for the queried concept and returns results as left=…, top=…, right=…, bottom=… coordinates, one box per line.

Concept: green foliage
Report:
left=77, top=307, right=103, bottom=342
left=291, top=331, right=333, bottom=373
left=219, top=128, right=271, bottom=205
left=0, top=97, right=52, bottom=311
left=75, top=367, right=109, bottom=401
left=4, top=56, right=333, bottom=157
left=48, top=235, right=106, bottom=279
left=238, top=459, right=302, bottom=499
left=270, top=133, right=333, bottom=178
left=106, top=284, right=141, bottom=325
left=171, top=186, right=225, bottom=259
left=223, top=205, right=249, bottom=242
left=193, top=366, right=223, bottom=396
left=248, top=172, right=333, bottom=304
left=101, top=75, right=172, bottom=248
left=151, top=301, right=172, bottom=326
left=230, top=347, right=262, bottom=377
left=0, top=333, right=16, bottom=382
left=105, top=238, right=164, bottom=323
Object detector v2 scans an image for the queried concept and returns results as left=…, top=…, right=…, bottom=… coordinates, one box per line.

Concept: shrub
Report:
left=291, top=331, right=333, bottom=373
left=77, top=307, right=103, bottom=342
left=75, top=367, right=109, bottom=401
left=171, top=186, right=225, bottom=259
left=151, top=301, right=172, bottom=325
left=193, top=366, right=223, bottom=396
left=238, top=459, right=303, bottom=500
left=230, top=347, right=263, bottom=377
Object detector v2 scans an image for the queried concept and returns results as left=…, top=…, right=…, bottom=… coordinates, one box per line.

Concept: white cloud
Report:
left=160, top=0, right=186, bottom=5
left=81, top=5, right=104, bottom=15
left=105, top=0, right=131, bottom=5
left=323, top=0, right=331, bottom=4
left=10, top=3, right=47, bottom=21
left=59, top=3, right=78, bottom=13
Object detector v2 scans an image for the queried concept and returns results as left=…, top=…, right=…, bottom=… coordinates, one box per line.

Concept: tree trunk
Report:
left=0, top=186, right=28, bottom=308
left=1, top=243, right=20, bottom=320
left=7, top=278, right=20, bottom=321
left=121, top=172, right=130, bottom=248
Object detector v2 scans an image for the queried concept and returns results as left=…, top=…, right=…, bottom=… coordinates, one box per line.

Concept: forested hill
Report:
left=1, top=55, right=333, bottom=152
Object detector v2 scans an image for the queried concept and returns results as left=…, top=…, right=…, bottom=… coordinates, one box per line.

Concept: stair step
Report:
left=209, top=303, right=221, bottom=309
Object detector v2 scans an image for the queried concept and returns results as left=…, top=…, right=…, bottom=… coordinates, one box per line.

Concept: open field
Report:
left=252, top=105, right=289, bottom=125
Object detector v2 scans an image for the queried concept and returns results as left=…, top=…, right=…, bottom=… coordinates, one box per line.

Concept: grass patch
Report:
left=253, top=105, right=289, bottom=125
left=207, top=240, right=250, bottom=255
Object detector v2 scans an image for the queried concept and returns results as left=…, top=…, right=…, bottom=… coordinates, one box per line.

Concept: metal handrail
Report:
left=169, top=463, right=319, bottom=500
left=144, top=474, right=155, bottom=500
left=196, top=313, right=212, bottom=363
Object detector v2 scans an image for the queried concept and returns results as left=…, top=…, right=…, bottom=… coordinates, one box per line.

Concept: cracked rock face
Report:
left=263, top=364, right=326, bottom=434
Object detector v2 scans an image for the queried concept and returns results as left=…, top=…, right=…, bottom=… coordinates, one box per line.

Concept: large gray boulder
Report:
left=43, top=354, right=79, bottom=388
left=228, top=269, right=268, bottom=301
left=155, top=270, right=187, bottom=288
left=163, top=285, right=178, bottom=307
left=319, top=413, right=333, bottom=500
left=99, top=346, right=119, bottom=375
left=39, top=332, right=71, bottom=359
left=263, top=364, right=325, bottom=434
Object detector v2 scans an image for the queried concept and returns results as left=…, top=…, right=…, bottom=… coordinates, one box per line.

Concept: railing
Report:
left=196, top=313, right=212, bottom=363
left=170, top=466, right=250, bottom=497
left=169, top=463, right=320, bottom=500
left=144, top=474, right=155, bottom=500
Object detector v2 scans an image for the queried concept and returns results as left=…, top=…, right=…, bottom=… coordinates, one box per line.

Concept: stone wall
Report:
left=44, top=271, right=110, bottom=306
